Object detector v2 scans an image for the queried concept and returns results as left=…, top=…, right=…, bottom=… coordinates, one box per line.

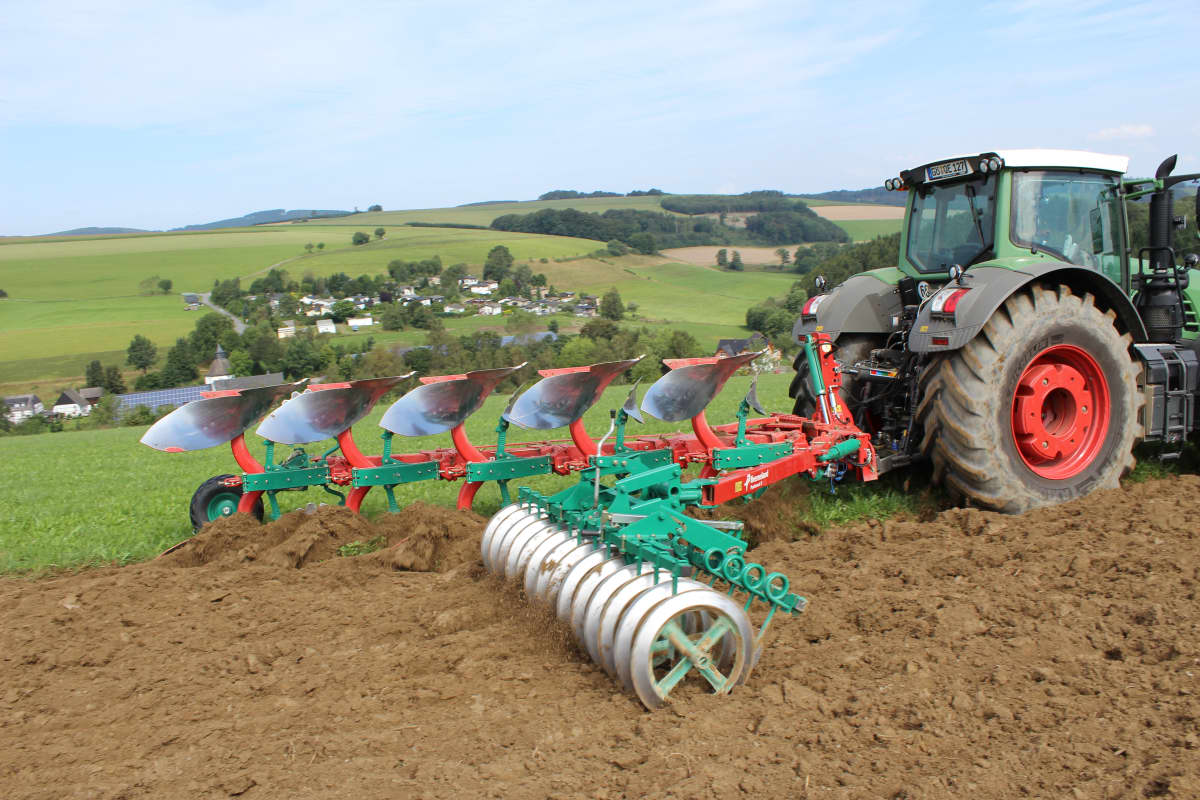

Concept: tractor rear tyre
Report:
left=789, top=334, right=880, bottom=416
left=189, top=474, right=264, bottom=532
left=918, top=285, right=1140, bottom=513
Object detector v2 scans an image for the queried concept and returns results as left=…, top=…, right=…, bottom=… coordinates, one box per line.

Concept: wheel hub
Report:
left=1011, top=345, right=1110, bottom=479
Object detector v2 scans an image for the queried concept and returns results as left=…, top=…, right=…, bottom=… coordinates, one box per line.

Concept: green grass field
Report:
left=836, top=219, right=903, bottom=241
left=0, top=372, right=926, bottom=573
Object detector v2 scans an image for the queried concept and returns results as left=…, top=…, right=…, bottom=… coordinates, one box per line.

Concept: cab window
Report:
left=1010, top=170, right=1123, bottom=281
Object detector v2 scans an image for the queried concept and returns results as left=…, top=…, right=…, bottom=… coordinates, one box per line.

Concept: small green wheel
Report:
left=188, top=474, right=263, bottom=532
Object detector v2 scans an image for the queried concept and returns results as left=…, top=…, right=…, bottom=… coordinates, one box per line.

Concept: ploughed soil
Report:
left=1, top=481, right=1198, bottom=799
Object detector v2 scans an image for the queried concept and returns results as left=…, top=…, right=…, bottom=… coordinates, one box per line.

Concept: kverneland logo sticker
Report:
left=745, top=469, right=770, bottom=492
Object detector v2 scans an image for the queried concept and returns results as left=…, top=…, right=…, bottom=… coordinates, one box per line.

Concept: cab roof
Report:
left=992, top=149, right=1128, bottom=174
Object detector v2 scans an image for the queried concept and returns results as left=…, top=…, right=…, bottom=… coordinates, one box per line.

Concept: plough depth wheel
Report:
left=189, top=475, right=263, bottom=531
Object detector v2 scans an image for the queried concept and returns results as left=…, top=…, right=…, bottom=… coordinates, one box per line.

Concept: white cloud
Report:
left=1090, top=124, right=1155, bottom=141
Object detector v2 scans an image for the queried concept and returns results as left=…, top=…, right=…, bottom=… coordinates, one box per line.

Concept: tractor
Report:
left=791, top=149, right=1200, bottom=512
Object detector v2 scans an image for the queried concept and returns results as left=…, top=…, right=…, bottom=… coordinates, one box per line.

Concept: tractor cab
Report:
left=888, top=150, right=1130, bottom=287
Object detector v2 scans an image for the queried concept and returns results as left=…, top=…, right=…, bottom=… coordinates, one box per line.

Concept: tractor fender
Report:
left=792, top=269, right=903, bottom=344
left=908, top=262, right=1147, bottom=353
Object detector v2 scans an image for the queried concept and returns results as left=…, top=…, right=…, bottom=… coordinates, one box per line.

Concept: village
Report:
left=4, top=262, right=781, bottom=429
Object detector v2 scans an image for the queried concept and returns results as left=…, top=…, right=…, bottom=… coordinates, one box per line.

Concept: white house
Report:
left=444, top=303, right=466, bottom=314
left=316, top=319, right=337, bottom=334
left=469, top=285, right=493, bottom=296
left=52, top=388, right=93, bottom=417
left=479, top=303, right=503, bottom=316
left=459, top=275, right=479, bottom=288
left=347, top=316, right=375, bottom=329
left=4, top=394, right=43, bottom=424
left=277, top=325, right=296, bottom=339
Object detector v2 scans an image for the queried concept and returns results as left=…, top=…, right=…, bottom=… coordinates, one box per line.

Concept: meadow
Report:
left=0, top=372, right=921, bottom=573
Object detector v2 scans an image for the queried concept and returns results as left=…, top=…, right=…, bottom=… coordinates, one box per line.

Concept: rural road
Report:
left=199, top=292, right=246, bottom=334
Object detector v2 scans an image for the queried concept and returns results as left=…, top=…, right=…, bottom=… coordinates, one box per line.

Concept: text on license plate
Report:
left=926, top=159, right=971, bottom=182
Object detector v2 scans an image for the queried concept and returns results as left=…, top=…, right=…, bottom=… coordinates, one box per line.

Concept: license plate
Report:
left=926, top=159, right=972, bottom=182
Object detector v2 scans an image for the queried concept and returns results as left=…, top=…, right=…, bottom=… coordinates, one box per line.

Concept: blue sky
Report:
left=2, top=0, right=1197, bottom=235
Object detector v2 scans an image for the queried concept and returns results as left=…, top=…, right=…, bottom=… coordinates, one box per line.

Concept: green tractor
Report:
left=792, top=149, right=1200, bottom=512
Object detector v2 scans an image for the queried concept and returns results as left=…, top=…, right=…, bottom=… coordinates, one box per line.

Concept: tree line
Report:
left=659, top=190, right=805, bottom=215
left=491, top=205, right=847, bottom=250
left=537, top=189, right=665, bottom=201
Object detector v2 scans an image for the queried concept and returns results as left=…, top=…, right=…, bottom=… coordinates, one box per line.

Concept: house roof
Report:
left=716, top=333, right=767, bottom=357
left=79, top=387, right=104, bottom=401
left=210, top=373, right=286, bottom=391
left=207, top=344, right=232, bottom=377
left=56, top=388, right=87, bottom=407
left=4, top=394, right=41, bottom=408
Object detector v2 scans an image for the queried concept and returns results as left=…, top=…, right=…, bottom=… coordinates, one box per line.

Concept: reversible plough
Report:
left=143, top=334, right=876, bottom=707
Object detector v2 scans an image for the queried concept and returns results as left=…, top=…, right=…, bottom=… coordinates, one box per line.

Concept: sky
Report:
left=2, top=0, right=1198, bottom=235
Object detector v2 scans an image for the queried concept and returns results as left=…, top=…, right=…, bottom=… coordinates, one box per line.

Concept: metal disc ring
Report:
left=564, top=554, right=627, bottom=630
left=492, top=514, right=550, bottom=576
left=612, top=577, right=712, bottom=691
left=513, top=529, right=572, bottom=587
left=554, top=549, right=614, bottom=621
left=538, top=541, right=601, bottom=609
left=503, top=522, right=561, bottom=580
left=526, top=537, right=586, bottom=601
left=627, top=588, right=755, bottom=709
left=480, top=504, right=525, bottom=569
left=581, top=565, right=643, bottom=663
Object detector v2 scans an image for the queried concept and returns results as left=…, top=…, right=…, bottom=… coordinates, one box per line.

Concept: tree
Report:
left=368, top=204, right=382, bottom=212
left=329, top=299, right=356, bottom=322
left=716, top=248, right=728, bottom=267
left=352, top=231, right=370, bottom=246
left=228, top=349, right=253, bottom=376
left=374, top=227, right=386, bottom=240
left=600, top=287, right=625, bottom=320
left=628, top=232, right=656, bottom=255
left=581, top=318, right=619, bottom=340
left=730, top=250, right=744, bottom=271
left=161, top=338, right=198, bottom=386
left=103, top=365, right=126, bottom=394
left=317, top=242, right=325, bottom=250
left=547, top=319, right=559, bottom=334
left=775, top=248, right=791, bottom=267
left=126, top=334, right=158, bottom=373
left=607, top=239, right=629, bottom=256
left=85, top=359, right=105, bottom=388
left=305, top=242, right=314, bottom=253
left=380, top=303, right=406, bottom=331
left=483, top=245, right=514, bottom=282
left=158, top=278, right=173, bottom=294
left=0, top=289, right=8, bottom=298
left=505, top=310, right=538, bottom=333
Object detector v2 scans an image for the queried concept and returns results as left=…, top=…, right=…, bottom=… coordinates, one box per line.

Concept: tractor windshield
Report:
left=906, top=175, right=996, bottom=273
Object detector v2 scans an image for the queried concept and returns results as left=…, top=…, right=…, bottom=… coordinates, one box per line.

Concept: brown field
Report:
left=2, top=476, right=1198, bottom=799
left=812, top=205, right=906, bottom=220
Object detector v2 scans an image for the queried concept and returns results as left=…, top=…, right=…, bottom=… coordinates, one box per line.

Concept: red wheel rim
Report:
left=1010, top=344, right=1110, bottom=480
